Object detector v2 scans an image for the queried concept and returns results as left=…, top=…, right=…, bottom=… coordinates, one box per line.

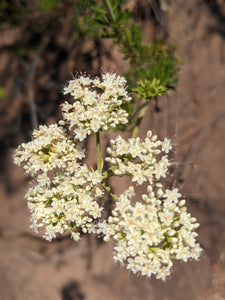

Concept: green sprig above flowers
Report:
left=134, top=78, right=166, bottom=100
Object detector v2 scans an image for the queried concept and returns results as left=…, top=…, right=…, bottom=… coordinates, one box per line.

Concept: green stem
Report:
left=103, top=0, right=116, bottom=22
left=129, top=101, right=149, bottom=122
left=96, top=130, right=118, bottom=200
left=101, top=180, right=118, bottom=201
left=102, top=0, right=137, bottom=61
left=102, top=166, right=117, bottom=179
left=131, top=106, right=148, bottom=138
left=96, top=131, right=101, bottom=172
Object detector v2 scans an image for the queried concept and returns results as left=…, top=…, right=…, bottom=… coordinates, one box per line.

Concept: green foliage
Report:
left=135, top=78, right=166, bottom=100
left=38, top=0, right=58, bottom=12
left=144, top=42, right=179, bottom=88
left=73, top=0, right=180, bottom=98
left=73, top=0, right=104, bottom=38
left=72, top=0, right=181, bottom=131
left=0, top=87, right=6, bottom=99
left=127, top=42, right=180, bottom=99
left=0, top=0, right=25, bottom=25
left=0, top=0, right=65, bottom=56
left=0, top=0, right=181, bottom=133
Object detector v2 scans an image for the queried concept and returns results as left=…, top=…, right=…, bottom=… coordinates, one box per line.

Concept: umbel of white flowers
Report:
left=14, top=72, right=202, bottom=281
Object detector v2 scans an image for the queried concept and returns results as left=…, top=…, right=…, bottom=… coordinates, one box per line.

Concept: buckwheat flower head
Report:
left=13, top=70, right=202, bottom=281
left=105, top=130, right=171, bottom=184
left=95, top=185, right=202, bottom=280
left=61, top=72, right=132, bottom=141
left=14, top=124, right=85, bottom=175
left=26, top=167, right=104, bottom=241
left=14, top=122, right=104, bottom=241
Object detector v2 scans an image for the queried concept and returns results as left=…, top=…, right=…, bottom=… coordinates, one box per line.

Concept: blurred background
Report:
left=0, top=0, right=225, bottom=299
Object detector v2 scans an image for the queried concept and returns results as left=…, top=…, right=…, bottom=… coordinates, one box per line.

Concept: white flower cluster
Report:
left=14, top=124, right=85, bottom=175
left=105, top=131, right=172, bottom=184
left=95, top=185, right=202, bottom=281
left=26, top=168, right=103, bottom=241
left=94, top=131, right=202, bottom=280
left=62, top=72, right=132, bottom=141
left=14, top=72, right=202, bottom=281
left=14, top=123, right=103, bottom=241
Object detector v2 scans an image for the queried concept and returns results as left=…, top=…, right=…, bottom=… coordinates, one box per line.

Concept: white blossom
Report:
left=94, top=185, right=202, bottom=281
left=62, top=72, right=132, bottom=141
left=14, top=124, right=85, bottom=175
left=25, top=169, right=103, bottom=241
left=14, top=72, right=202, bottom=281
left=105, top=131, right=171, bottom=184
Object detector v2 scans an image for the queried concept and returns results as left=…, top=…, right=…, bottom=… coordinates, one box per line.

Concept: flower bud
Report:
left=107, top=147, right=112, bottom=154
left=147, top=185, right=152, bottom=193
left=168, top=229, right=176, bottom=236
left=179, top=199, right=186, bottom=207
left=151, top=135, right=158, bottom=142
left=142, top=194, right=148, bottom=202
left=147, top=131, right=152, bottom=138
left=82, top=227, right=87, bottom=233
left=171, top=237, right=178, bottom=244
left=173, top=221, right=180, bottom=227
left=108, top=216, right=114, bottom=223
left=157, top=188, right=163, bottom=198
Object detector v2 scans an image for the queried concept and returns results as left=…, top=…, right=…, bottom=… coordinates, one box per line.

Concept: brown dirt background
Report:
left=0, top=1, right=225, bottom=299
